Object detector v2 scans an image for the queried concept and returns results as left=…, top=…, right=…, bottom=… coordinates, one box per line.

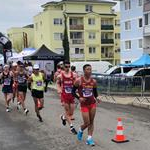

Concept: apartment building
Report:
left=143, top=0, right=150, bottom=53
left=34, top=0, right=120, bottom=65
left=118, top=0, right=143, bottom=64
left=7, top=25, right=34, bottom=52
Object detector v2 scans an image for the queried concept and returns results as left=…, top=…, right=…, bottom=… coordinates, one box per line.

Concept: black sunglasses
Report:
left=65, top=65, right=70, bottom=68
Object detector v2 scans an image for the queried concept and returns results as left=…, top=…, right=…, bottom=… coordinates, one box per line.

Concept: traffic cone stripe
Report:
left=117, top=126, right=123, bottom=130
left=118, top=121, right=122, bottom=126
left=116, top=130, right=123, bottom=135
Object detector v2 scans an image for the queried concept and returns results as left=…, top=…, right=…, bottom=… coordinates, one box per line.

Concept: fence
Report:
left=92, top=74, right=150, bottom=104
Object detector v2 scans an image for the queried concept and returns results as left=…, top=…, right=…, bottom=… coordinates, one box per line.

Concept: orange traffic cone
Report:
left=112, top=118, right=129, bottom=143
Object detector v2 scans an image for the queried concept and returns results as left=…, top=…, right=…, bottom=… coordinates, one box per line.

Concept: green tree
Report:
left=62, top=14, right=70, bottom=61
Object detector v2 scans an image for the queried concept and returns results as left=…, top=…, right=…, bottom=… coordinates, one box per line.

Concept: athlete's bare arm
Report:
left=56, top=74, right=62, bottom=94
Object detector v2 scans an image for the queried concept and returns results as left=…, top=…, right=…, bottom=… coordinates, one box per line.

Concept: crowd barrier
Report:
left=92, top=73, right=150, bottom=104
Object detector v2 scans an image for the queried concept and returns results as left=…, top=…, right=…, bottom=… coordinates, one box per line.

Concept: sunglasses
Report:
left=65, top=65, right=70, bottom=68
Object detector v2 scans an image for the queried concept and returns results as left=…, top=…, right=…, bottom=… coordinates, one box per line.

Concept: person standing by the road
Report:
left=28, top=64, right=45, bottom=122
left=15, top=63, right=29, bottom=115
left=57, top=61, right=77, bottom=135
left=0, top=64, right=13, bottom=112
left=72, top=64, right=100, bottom=146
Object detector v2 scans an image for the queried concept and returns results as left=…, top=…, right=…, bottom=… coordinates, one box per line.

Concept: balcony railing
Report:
left=101, top=25, right=114, bottom=30
left=101, top=53, right=114, bottom=58
left=144, top=1, right=150, bottom=12
left=70, top=39, right=84, bottom=44
left=70, top=53, right=85, bottom=59
left=144, top=25, right=150, bottom=36
left=101, top=39, right=114, bottom=44
left=70, top=25, right=84, bottom=30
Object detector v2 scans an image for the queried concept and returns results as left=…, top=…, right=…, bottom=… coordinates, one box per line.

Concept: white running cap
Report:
left=33, top=64, right=39, bottom=69
left=12, top=62, right=17, bottom=66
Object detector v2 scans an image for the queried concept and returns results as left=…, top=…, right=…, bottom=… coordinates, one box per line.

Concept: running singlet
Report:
left=61, top=72, right=74, bottom=101
left=17, top=73, right=27, bottom=86
left=78, top=77, right=96, bottom=106
left=2, top=72, right=13, bottom=86
left=32, top=72, right=44, bottom=91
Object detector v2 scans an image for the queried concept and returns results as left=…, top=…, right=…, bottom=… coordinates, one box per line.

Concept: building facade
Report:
left=119, top=0, right=143, bottom=64
left=7, top=25, right=34, bottom=52
left=34, top=0, right=120, bottom=65
left=143, top=0, right=150, bottom=54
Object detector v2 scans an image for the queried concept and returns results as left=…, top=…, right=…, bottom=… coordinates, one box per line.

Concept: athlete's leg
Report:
left=88, top=106, right=96, bottom=136
left=81, top=111, right=90, bottom=131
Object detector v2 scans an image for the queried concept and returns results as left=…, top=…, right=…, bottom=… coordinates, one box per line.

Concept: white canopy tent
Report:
left=8, top=48, right=35, bottom=62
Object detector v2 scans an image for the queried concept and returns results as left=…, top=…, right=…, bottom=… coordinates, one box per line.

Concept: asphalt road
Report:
left=0, top=88, right=150, bottom=150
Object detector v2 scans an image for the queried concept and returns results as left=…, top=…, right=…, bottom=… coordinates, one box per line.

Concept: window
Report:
left=125, top=61, right=131, bottom=64
left=125, top=21, right=131, bottom=30
left=54, top=18, right=62, bottom=25
left=125, top=40, right=131, bottom=50
left=138, top=18, right=142, bottom=28
left=88, top=18, right=95, bottom=25
left=115, top=20, right=120, bottom=26
left=89, top=32, right=96, bottom=39
left=89, top=47, right=96, bottom=54
left=145, top=14, right=148, bottom=25
left=125, top=0, right=131, bottom=10
left=138, top=0, right=142, bottom=6
left=115, top=33, right=120, bottom=39
left=75, top=48, right=79, bottom=54
left=138, top=39, right=143, bottom=48
left=70, top=32, right=82, bottom=39
left=85, top=5, right=93, bottom=12
left=54, top=33, right=63, bottom=40
left=75, top=48, right=84, bottom=54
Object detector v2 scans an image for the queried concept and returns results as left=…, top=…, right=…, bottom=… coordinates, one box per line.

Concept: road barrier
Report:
left=92, top=74, right=150, bottom=104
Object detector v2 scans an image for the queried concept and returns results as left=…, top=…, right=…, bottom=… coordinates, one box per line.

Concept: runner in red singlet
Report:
left=72, top=64, right=100, bottom=146
left=57, top=61, right=77, bottom=135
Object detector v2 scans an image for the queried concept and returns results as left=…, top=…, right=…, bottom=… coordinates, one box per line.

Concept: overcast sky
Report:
left=0, top=0, right=120, bottom=35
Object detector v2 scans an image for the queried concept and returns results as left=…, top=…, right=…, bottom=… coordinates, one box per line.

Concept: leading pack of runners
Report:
left=0, top=61, right=100, bottom=146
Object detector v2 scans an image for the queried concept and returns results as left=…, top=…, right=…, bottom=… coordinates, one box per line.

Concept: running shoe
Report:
left=60, top=115, right=66, bottom=126
left=24, top=109, right=29, bottom=115
left=17, top=102, right=21, bottom=110
left=6, top=107, right=11, bottom=112
left=70, top=126, right=77, bottom=135
left=86, top=138, right=95, bottom=146
left=77, top=130, right=83, bottom=141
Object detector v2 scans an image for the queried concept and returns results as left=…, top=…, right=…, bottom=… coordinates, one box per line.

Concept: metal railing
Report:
left=92, top=74, right=150, bottom=104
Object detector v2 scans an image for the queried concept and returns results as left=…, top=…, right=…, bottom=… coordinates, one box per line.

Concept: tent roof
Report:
left=23, top=44, right=64, bottom=60
left=121, top=54, right=150, bottom=67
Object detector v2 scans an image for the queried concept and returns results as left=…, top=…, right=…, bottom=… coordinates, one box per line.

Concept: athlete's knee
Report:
left=84, top=121, right=91, bottom=127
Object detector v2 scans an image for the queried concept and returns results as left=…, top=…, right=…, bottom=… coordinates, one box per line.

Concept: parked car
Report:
left=104, top=66, right=133, bottom=76
left=126, top=68, right=150, bottom=77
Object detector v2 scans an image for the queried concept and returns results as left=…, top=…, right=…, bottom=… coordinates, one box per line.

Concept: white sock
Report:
left=87, top=135, right=92, bottom=140
left=79, top=127, right=83, bottom=132
left=62, top=115, right=65, bottom=120
left=70, top=124, right=73, bottom=127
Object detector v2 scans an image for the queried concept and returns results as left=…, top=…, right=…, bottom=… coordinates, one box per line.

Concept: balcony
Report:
left=101, top=53, right=114, bottom=59
left=144, top=25, right=150, bottom=36
left=101, top=39, right=114, bottom=44
left=101, top=25, right=114, bottom=30
left=70, top=25, right=84, bottom=30
left=144, top=1, right=150, bottom=12
left=70, top=39, right=84, bottom=44
left=70, top=53, right=85, bottom=59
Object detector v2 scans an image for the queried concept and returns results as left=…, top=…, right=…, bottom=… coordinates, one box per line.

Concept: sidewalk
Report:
left=48, top=83, right=150, bottom=109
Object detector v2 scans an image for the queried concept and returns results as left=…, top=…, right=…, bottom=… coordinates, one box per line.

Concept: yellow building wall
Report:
left=34, top=1, right=119, bottom=64
left=7, top=27, right=34, bottom=52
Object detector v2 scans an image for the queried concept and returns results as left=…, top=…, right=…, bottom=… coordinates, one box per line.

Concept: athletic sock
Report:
left=87, top=135, right=92, bottom=140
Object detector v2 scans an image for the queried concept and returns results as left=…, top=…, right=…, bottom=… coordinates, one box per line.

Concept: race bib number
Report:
left=18, top=77, right=25, bottom=83
left=36, top=81, right=42, bottom=86
left=82, top=88, right=93, bottom=98
left=4, top=78, right=11, bottom=85
left=64, top=86, right=72, bottom=94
